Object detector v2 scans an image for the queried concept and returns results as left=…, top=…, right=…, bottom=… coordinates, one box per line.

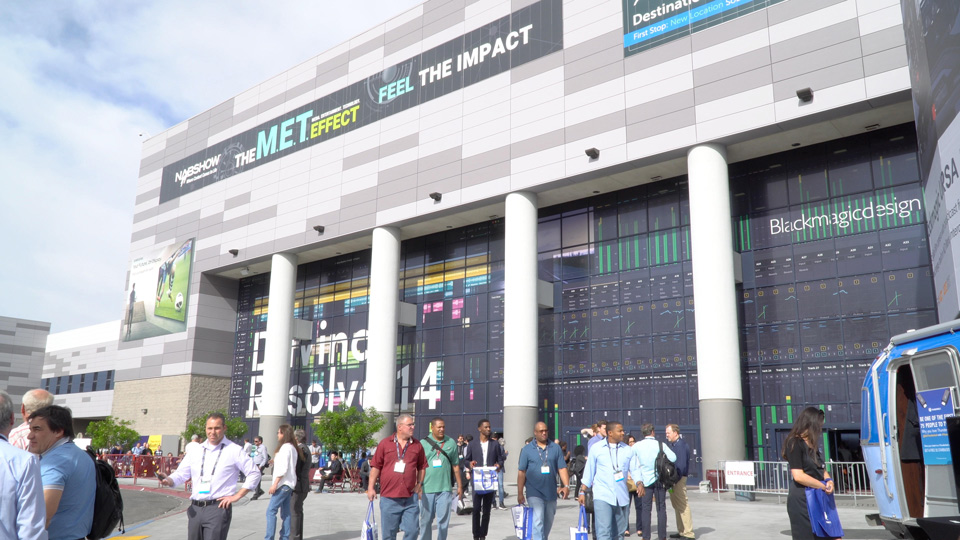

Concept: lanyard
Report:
left=200, top=443, right=225, bottom=477
left=394, top=437, right=409, bottom=462
left=606, top=442, right=620, bottom=473
left=535, top=442, right=550, bottom=467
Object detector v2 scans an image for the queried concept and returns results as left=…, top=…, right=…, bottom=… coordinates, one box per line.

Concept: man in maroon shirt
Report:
left=368, top=413, right=427, bottom=540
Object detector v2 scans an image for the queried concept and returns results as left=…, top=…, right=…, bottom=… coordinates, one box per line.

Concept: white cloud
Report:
left=0, top=0, right=422, bottom=332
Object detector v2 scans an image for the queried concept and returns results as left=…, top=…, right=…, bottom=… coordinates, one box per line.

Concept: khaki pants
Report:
left=669, top=477, right=694, bottom=538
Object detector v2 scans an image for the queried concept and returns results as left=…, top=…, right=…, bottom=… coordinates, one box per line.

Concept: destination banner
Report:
left=622, top=0, right=785, bottom=58
left=159, top=0, right=563, bottom=203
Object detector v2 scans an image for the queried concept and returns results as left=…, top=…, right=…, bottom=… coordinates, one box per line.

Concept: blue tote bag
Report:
left=805, top=482, right=843, bottom=538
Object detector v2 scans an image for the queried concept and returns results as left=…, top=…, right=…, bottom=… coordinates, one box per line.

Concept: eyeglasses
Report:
left=535, top=429, right=548, bottom=433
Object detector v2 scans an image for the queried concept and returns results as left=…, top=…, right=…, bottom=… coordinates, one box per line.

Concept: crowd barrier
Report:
left=713, top=460, right=871, bottom=504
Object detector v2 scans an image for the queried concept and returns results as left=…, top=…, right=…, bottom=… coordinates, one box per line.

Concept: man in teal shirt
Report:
left=578, top=421, right=642, bottom=540
left=517, top=422, right=569, bottom=540
left=419, top=417, right=463, bottom=540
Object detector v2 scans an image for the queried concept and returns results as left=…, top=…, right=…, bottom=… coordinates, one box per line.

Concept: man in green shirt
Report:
left=419, top=417, right=464, bottom=540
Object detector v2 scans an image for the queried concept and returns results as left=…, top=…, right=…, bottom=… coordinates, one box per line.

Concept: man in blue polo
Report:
left=517, top=422, right=569, bottom=540
left=578, top=421, right=642, bottom=540
left=27, top=405, right=95, bottom=540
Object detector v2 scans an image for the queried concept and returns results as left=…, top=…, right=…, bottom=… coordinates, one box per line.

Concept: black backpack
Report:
left=655, top=441, right=680, bottom=489
left=86, top=447, right=124, bottom=539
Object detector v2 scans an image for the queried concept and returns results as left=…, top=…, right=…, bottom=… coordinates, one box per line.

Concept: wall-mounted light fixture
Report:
left=228, top=249, right=239, bottom=257
left=240, top=267, right=251, bottom=276
left=796, top=87, right=813, bottom=103
left=585, top=147, right=600, bottom=159
left=141, top=409, right=148, bottom=415
left=429, top=192, right=442, bottom=202
left=313, top=225, right=325, bottom=234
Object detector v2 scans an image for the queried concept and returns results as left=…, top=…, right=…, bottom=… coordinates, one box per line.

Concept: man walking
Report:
left=27, top=405, right=96, bottom=540
left=418, top=417, right=463, bottom=540
left=517, top=422, right=569, bottom=540
left=367, top=413, right=426, bottom=540
left=157, top=412, right=261, bottom=540
left=9, top=388, right=54, bottom=450
left=0, top=390, right=46, bottom=540
left=251, top=435, right=268, bottom=499
left=665, top=424, right=694, bottom=539
left=586, top=420, right=607, bottom=452
left=465, top=418, right=506, bottom=540
left=578, top=421, right=642, bottom=540
left=634, top=424, right=676, bottom=540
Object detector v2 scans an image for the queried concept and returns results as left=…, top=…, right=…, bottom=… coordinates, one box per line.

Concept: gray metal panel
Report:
left=155, top=228, right=177, bottom=244
left=349, top=34, right=385, bottom=61
left=342, top=146, right=381, bottom=171
left=133, top=206, right=159, bottom=224
left=220, top=213, right=248, bottom=233
left=691, top=9, right=767, bottom=51
left=176, top=210, right=202, bottom=227
left=766, top=0, right=845, bottom=25
left=379, top=159, right=419, bottom=184
left=565, top=61, right=623, bottom=96
left=165, top=130, right=188, bottom=149
left=423, top=9, right=466, bottom=40
left=248, top=205, right=278, bottom=226
left=694, top=47, right=771, bottom=87
left=694, top=66, right=772, bottom=105
left=233, top=106, right=257, bottom=126
left=771, top=58, right=864, bottom=101
left=564, top=29, right=621, bottom=64
left=566, top=111, right=625, bottom=141
left=198, top=212, right=224, bottom=230
left=512, top=0, right=539, bottom=9
left=317, top=52, right=349, bottom=76
left=384, top=26, right=424, bottom=57
left=510, top=51, right=563, bottom=84
left=378, top=173, right=419, bottom=197
left=131, top=227, right=156, bottom=243
left=417, top=176, right=462, bottom=198
left=224, top=193, right=251, bottom=211
left=377, top=189, right=419, bottom=210
left=158, top=199, right=180, bottom=215
left=511, top=129, right=564, bottom=158
left=135, top=187, right=162, bottom=205
left=626, top=108, right=696, bottom=142
left=463, top=146, right=510, bottom=173
left=381, top=133, right=420, bottom=157
left=861, top=25, right=906, bottom=56
left=771, top=19, right=860, bottom=63
left=196, top=246, right=220, bottom=262
left=342, top=187, right=379, bottom=208
left=417, top=160, right=461, bottom=184
left=419, top=147, right=462, bottom=172
left=285, top=78, right=317, bottom=104
left=244, top=239, right=276, bottom=260
left=275, top=233, right=305, bottom=253
left=339, top=213, right=377, bottom=234
left=564, top=44, right=622, bottom=80
left=258, top=92, right=286, bottom=114
left=863, top=46, right=908, bottom=77
left=462, top=160, right=511, bottom=188
left=624, top=36, right=692, bottom=75
left=423, top=0, right=464, bottom=25
left=771, top=38, right=863, bottom=82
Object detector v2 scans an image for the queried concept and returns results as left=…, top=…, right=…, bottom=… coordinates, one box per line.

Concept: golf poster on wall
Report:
left=121, top=238, right=195, bottom=342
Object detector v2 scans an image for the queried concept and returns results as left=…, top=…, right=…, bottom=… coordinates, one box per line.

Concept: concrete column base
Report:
left=698, top=398, right=745, bottom=471
left=504, top=405, right=538, bottom=475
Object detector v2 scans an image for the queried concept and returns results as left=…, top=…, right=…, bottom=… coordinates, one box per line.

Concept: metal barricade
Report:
left=98, top=454, right=186, bottom=490
left=714, top=460, right=871, bottom=504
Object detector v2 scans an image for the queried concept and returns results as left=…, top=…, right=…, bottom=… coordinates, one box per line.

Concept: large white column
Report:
left=504, top=191, right=539, bottom=474
left=366, top=226, right=402, bottom=439
left=688, top=144, right=746, bottom=471
left=260, top=252, right=298, bottom=444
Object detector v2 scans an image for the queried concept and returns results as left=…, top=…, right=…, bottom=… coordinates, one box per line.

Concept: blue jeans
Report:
left=497, top=470, right=505, bottom=505
left=381, top=495, right=419, bottom=540
left=527, top=497, right=557, bottom=540
left=593, top=499, right=628, bottom=540
left=418, top=491, right=453, bottom=540
left=265, top=485, right=292, bottom=540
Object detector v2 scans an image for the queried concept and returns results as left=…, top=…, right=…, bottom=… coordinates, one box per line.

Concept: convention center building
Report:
left=54, top=0, right=958, bottom=481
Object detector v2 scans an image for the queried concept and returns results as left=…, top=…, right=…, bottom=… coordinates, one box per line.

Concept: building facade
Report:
left=113, top=0, right=930, bottom=478
left=0, top=316, right=50, bottom=411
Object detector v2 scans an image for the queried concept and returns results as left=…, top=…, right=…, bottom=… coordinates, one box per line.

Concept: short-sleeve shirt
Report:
left=370, top=435, right=426, bottom=498
left=420, top=435, right=459, bottom=493
left=518, top=440, right=567, bottom=501
left=785, top=438, right=824, bottom=486
left=41, top=440, right=96, bottom=540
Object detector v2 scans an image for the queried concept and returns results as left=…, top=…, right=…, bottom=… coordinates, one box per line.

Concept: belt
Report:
left=192, top=499, right=219, bottom=507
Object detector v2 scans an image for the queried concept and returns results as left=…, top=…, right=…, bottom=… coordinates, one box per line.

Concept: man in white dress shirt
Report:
left=158, top=412, right=261, bottom=540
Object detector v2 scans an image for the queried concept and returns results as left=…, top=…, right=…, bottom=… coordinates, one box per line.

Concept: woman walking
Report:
left=265, top=424, right=300, bottom=540
left=783, top=407, right=839, bottom=540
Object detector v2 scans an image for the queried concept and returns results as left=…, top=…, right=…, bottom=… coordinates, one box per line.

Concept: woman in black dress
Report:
left=782, top=407, right=839, bottom=540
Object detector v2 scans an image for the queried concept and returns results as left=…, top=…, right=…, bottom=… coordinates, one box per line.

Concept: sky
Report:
left=0, top=1, right=423, bottom=333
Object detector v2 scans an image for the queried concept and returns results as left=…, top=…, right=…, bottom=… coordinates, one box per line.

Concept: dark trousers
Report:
left=255, top=465, right=266, bottom=495
left=187, top=503, right=232, bottom=540
left=291, top=489, right=308, bottom=540
left=629, top=491, right=642, bottom=532
left=472, top=491, right=495, bottom=538
left=641, top=483, right=667, bottom=540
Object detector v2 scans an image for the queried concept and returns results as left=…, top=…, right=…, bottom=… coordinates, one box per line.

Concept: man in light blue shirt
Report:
left=586, top=420, right=607, bottom=452
left=634, top=424, right=676, bottom=540
left=28, top=405, right=95, bottom=540
left=578, top=421, right=642, bottom=540
left=0, top=390, right=47, bottom=540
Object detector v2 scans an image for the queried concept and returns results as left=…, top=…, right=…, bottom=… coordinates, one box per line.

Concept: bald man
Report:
left=9, top=389, right=54, bottom=450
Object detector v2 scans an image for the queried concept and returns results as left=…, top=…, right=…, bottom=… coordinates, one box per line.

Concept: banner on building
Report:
left=121, top=238, right=195, bottom=342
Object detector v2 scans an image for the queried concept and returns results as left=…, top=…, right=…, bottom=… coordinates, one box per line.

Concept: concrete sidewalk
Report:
left=113, top=478, right=890, bottom=540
